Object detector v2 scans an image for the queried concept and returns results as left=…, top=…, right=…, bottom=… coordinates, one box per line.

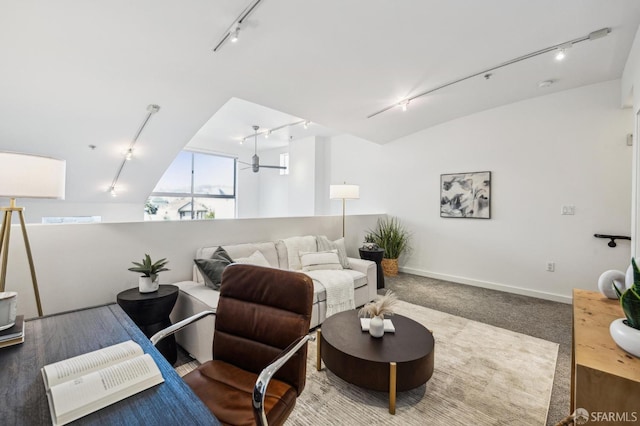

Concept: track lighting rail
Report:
left=367, top=27, right=611, bottom=119
left=108, top=104, right=160, bottom=196
left=213, top=0, right=264, bottom=52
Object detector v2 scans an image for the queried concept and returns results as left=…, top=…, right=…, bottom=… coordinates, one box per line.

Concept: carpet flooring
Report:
left=174, top=272, right=572, bottom=425
left=287, top=300, right=558, bottom=425
left=382, top=273, right=572, bottom=426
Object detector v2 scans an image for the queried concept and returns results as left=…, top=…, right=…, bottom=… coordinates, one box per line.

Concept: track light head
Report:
left=303, top=120, right=310, bottom=129
left=555, top=43, right=572, bottom=61
left=125, top=149, right=133, bottom=161
left=230, top=24, right=240, bottom=43
left=400, top=100, right=410, bottom=111
left=109, top=186, right=117, bottom=197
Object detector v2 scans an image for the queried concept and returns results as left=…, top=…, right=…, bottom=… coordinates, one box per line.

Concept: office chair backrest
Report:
left=213, top=264, right=313, bottom=394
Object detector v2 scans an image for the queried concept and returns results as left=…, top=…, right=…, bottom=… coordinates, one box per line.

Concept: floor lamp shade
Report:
left=0, top=152, right=66, bottom=199
left=330, top=184, right=359, bottom=200
left=0, top=152, right=66, bottom=317
left=330, top=184, right=360, bottom=238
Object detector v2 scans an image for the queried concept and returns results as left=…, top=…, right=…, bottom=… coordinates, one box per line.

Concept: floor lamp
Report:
left=330, top=183, right=360, bottom=238
left=0, top=152, right=66, bottom=317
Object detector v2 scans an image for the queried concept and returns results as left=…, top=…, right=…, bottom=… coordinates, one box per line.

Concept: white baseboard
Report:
left=398, top=266, right=572, bottom=304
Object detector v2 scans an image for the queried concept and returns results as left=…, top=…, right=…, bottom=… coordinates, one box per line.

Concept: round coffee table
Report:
left=317, top=310, right=434, bottom=414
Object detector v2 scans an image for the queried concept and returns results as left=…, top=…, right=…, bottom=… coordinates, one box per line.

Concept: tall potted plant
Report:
left=611, top=258, right=640, bottom=357
left=368, top=216, right=410, bottom=277
left=128, top=254, right=170, bottom=293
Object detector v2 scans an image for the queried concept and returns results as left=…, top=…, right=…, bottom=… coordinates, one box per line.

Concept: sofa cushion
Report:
left=310, top=270, right=367, bottom=303
left=300, top=250, right=343, bottom=271
left=197, top=242, right=280, bottom=268
left=280, top=236, right=317, bottom=271
left=234, top=250, right=271, bottom=267
left=194, top=247, right=232, bottom=290
left=316, top=235, right=350, bottom=269
left=178, top=281, right=221, bottom=309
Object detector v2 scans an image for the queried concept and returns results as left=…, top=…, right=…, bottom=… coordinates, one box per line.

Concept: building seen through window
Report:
left=145, top=151, right=236, bottom=221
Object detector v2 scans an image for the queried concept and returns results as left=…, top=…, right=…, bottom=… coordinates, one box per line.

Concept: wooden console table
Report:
left=0, top=304, right=219, bottom=425
left=572, top=289, right=640, bottom=418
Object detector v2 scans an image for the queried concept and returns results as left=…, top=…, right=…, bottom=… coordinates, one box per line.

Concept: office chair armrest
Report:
left=150, top=309, right=216, bottom=346
left=252, top=333, right=316, bottom=426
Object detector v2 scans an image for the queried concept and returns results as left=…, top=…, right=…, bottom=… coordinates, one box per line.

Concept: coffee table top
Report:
left=322, top=310, right=434, bottom=364
left=320, top=309, right=435, bottom=392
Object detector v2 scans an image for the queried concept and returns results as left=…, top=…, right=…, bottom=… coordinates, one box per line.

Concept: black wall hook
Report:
left=594, top=234, right=631, bottom=248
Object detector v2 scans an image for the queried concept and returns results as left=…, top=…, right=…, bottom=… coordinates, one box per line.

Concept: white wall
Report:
left=257, top=146, right=289, bottom=217
left=5, top=214, right=383, bottom=318
left=380, top=80, right=633, bottom=302
left=621, top=26, right=640, bottom=257
left=328, top=134, right=387, bottom=216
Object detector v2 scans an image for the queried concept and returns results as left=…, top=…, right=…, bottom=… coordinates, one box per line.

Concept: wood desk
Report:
left=0, top=304, right=219, bottom=425
left=572, top=289, right=640, bottom=419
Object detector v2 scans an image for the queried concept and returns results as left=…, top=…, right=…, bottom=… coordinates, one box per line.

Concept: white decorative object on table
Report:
left=369, top=315, right=384, bottom=338
left=609, top=319, right=640, bottom=358
left=597, top=270, right=626, bottom=299
left=359, top=289, right=398, bottom=338
left=128, top=254, right=169, bottom=294
left=625, top=264, right=636, bottom=290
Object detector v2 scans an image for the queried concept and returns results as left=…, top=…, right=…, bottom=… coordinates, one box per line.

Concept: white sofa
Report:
left=170, top=237, right=377, bottom=363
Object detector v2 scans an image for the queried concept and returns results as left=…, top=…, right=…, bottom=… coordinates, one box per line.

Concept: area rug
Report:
left=286, top=301, right=559, bottom=425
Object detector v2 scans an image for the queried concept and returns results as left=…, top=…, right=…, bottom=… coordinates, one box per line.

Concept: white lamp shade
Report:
left=330, top=184, right=359, bottom=200
left=0, top=152, right=66, bottom=199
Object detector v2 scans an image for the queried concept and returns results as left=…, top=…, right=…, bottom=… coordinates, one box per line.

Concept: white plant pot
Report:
left=609, top=318, right=640, bottom=358
left=138, top=276, right=159, bottom=293
left=369, top=315, right=385, bottom=338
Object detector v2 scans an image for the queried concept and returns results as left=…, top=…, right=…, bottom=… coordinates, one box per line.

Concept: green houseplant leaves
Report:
left=614, top=258, right=640, bottom=330
left=128, top=254, right=170, bottom=283
left=368, top=217, right=409, bottom=260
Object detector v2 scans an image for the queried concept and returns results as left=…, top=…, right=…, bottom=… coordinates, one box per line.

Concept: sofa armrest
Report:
left=348, top=257, right=377, bottom=302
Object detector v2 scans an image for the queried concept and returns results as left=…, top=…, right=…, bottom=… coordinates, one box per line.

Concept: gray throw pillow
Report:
left=194, top=246, right=232, bottom=290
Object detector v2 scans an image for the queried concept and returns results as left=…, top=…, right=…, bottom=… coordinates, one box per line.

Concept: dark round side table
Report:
left=359, top=248, right=385, bottom=289
left=117, top=284, right=179, bottom=365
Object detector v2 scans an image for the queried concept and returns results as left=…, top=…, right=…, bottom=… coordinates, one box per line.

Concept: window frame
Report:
left=148, top=150, right=237, bottom=220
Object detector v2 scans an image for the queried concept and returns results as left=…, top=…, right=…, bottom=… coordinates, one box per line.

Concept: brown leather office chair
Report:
left=152, top=264, right=314, bottom=426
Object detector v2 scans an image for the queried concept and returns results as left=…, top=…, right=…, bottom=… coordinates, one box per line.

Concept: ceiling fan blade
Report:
left=238, top=160, right=251, bottom=166
left=258, top=164, right=287, bottom=169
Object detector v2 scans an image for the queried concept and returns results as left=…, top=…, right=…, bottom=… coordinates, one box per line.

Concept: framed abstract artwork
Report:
left=440, top=171, right=491, bottom=219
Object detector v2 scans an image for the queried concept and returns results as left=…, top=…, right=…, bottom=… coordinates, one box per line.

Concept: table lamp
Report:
left=330, top=183, right=360, bottom=238
left=0, top=152, right=66, bottom=316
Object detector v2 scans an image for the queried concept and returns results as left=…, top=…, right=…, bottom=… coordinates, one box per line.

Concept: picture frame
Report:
left=440, top=171, right=491, bottom=219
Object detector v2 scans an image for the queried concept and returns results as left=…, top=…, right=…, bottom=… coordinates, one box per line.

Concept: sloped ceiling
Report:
left=0, top=0, right=639, bottom=204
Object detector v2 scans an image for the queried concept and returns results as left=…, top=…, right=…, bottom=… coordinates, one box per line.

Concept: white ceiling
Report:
left=0, top=1, right=639, bottom=203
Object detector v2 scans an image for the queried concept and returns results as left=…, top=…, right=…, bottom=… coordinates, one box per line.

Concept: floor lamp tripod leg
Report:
left=0, top=210, right=12, bottom=293
left=18, top=210, right=43, bottom=316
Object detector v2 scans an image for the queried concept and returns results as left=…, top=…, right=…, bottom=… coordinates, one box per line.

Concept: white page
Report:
left=47, top=353, right=164, bottom=426
left=42, top=340, right=143, bottom=390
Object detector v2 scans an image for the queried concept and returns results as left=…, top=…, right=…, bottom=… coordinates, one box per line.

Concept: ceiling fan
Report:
left=239, top=125, right=287, bottom=173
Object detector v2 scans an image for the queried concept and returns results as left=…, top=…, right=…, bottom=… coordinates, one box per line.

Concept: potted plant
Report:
left=359, top=290, right=398, bottom=338
left=611, top=258, right=640, bottom=357
left=368, top=216, right=410, bottom=276
left=128, top=254, right=170, bottom=293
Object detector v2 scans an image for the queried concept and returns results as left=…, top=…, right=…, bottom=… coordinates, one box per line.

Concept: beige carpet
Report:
left=286, top=301, right=559, bottom=425
left=174, top=300, right=559, bottom=425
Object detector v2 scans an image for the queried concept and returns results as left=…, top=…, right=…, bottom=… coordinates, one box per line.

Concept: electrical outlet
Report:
left=546, top=261, right=555, bottom=272
left=561, top=205, right=575, bottom=215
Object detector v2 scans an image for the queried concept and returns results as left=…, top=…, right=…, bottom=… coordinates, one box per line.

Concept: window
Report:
left=279, top=152, right=289, bottom=175
left=42, top=216, right=102, bottom=224
left=145, top=151, right=236, bottom=221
